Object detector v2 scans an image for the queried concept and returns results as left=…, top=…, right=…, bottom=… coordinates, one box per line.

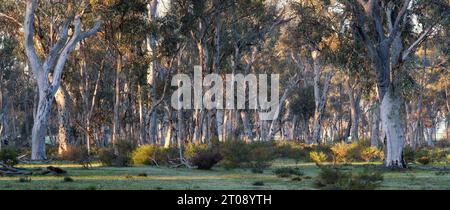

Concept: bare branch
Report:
left=50, top=15, right=102, bottom=94
left=43, top=17, right=71, bottom=75
left=24, top=0, right=43, bottom=78
left=401, top=24, right=436, bottom=62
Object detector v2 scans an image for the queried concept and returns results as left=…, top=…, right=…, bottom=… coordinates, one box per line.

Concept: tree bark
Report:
left=381, top=88, right=406, bottom=168
left=370, top=103, right=380, bottom=147
left=311, top=53, right=332, bottom=144
left=55, top=84, right=73, bottom=155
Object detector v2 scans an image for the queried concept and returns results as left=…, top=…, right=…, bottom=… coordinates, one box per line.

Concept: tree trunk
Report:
left=311, top=53, right=332, bottom=144
left=240, top=111, right=252, bottom=142
left=31, top=90, right=53, bottom=160
left=55, top=84, right=73, bottom=155
left=370, top=103, right=380, bottom=147
left=147, top=0, right=159, bottom=144
left=113, top=55, right=122, bottom=144
left=381, top=88, right=406, bottom=168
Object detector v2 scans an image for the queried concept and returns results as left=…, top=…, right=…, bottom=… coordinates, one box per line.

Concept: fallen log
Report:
left=0, top=162, right=68, bottom=176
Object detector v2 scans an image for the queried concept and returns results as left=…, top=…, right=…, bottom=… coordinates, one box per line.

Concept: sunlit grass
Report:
left=0, top=159, right=448, bottom=190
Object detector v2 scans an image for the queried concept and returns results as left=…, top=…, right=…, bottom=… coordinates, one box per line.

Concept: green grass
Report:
left=1, top=159, right=449, bottom=190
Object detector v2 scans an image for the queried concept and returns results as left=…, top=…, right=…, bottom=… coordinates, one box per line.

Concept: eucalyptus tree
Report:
left=23, top=0, right=101, bottom=160
left=344, top=0, right=449, bottom=167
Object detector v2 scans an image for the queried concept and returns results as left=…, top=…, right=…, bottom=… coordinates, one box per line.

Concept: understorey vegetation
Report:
left=0, top=0, right=448, bottom=190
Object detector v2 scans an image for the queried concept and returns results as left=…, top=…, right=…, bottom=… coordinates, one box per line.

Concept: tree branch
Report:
left=24, top=0, right=43, bottom=78
left=50, top=15, right=102, bottom=94
left=43, top=17, right=71, bottom=75
left=387, top=0, right=410, bottom=45
left=401, top=23, right=436, bottom=62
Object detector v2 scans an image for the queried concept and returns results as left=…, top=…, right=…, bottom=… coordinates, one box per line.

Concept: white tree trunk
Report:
left=24, top=0, right=100, bottom=160
left=381, top=88, right=406, bottom=168
left=240, top=111, right=252, bottom=142
left=311, top=54, right=332, bottom=144
left=31, top=90, right=52, bottom=160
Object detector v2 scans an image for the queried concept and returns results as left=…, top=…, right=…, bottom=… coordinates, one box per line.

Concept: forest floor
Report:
left=0, top=159, right=449, bottom=190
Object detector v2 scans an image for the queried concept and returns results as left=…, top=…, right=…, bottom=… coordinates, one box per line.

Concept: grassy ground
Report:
left=0, top=159, right=449, bottom=190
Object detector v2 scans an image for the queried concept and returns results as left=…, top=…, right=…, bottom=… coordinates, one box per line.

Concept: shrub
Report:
left=131, top=145, right=178, bottom=166
left=249, top=143, right=275, bottom=169
left=314, top=166, right=383, bottom=190
left=403, top=146, right=415, bottom=163
left=184, top=143, right=209, bottom=160
left=291, top=177, right=302, bottom=182
left=309, top=151, right=328, bottom=165
left=219, top=140, right=251, bottom=169
left=218, top=140, right=276, bottom=169
left=361, top=147, right=383, bottom=162
left=61, top=146, right=88, bottom=162
left=347, top=170, right=384, bottom=190
left=429, top=148, right=448, bottom=162
left=417, top=156, right=431, bottom=165
left=274, top=141, right=309, bottom=163
left=98, top=141, right=134, bottom=167
left=331, top=142, right=351, bottom=163
left=190, top=150, right=222, bottom=170
left=116, top=140, right=136, bottom=157
left=273, top=167, right=304, bottom=178
left=251, top=168, right=264, bottom=174
left=63, top=176, right=74, bottom=182
left=252, top=181, right=264, bottom=186
left=0, top=146, right=19, bottom=167
left=18, top=176, right=32, bottom=183
left=46, top=145, right=59, bottom=158
left=98, top=147, right=116, bottom=166
left=407, top=147, right=449, bottom=164
left=132, top=145, right=159, bottom=165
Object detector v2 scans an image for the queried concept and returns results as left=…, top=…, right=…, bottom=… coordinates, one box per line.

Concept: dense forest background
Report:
left=0, top=0, right=449, bottom=169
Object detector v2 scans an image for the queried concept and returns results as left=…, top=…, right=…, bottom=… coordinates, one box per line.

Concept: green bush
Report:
left=98, top=147, right=116, bottom=166
left=331, top=142, right=351, bottom=163
left=252, top=181, right=264, bottom=186
left=132, top=145, right=159, bottom=165
left=184, top=143, right=209, bottom=160
left=329, top=139, right=383, bottom=163
left=249, top=142, right=275, bottom=169
left=63, top=176, right=74, bottom=182
left=190, top=150, right=222, bottom=170
left=417, top=156, right=431, bottom=165
left=273, top=167, right=304, bottom=178
left=309, top=151, right=328, bottom=165
left=360, top=147, right=384, bottom=162
left=274, top=141, right=309, bottom=163
left=18, top=176, right=32, bottom=183
left=46, top=145, right=59, bottom=158
left=405, top=147, right=449, bottom=164
left=61, top=146, right=89, bottom=162
left=403, top=146, right=415, bottom=163
left=0, top=146, right=19, bottom=166
left=218, top=140, right=275, bottom=169
left=219, top=140, right=252, bottom=169
left=131, top=145, right=177, bottom=166
left=314, top=166, right=383, bottom=190
left=98, top=141, right=134, bottom=167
